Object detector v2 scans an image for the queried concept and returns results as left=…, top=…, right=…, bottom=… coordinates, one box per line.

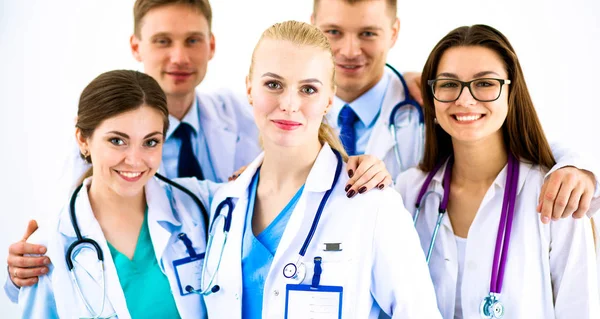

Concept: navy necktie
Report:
left=173, top=122, right=204, bottom=180
left=338, top=105, right=358, bottom=156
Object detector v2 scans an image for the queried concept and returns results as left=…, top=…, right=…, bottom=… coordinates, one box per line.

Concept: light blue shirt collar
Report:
left=166, top=96, right=200, bottom=139
left=333, top=74, right=390, bottom=128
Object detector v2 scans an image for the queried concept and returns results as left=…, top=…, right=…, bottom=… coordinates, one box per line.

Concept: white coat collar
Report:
left=221, top=143, right=340, bottom=198
left=429, top=157, right=533, bottom=207
left=58, top=176, right=181, bottom=236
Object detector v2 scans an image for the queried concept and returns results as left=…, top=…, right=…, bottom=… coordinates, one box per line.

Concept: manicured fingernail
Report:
left=541, top=216, right=550, bottom=223
left=33, top=278, right=38, bottom=283
left=378, top=184, right=384, bottom=190
left=358, top=186, right=367, bottom=194
left=44, top=258, right=50, bottom=265
left=39, top=247, right=46, bottom=254
left=344, top=184, right=351, bottom=192
left=346, top=190, right=356, bottom=198
left=348, top=170, right=354, bottom=178
left=40, top=268, right=48, bottom=274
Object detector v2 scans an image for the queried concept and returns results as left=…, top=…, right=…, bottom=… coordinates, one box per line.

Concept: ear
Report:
left=245, top=75, right=253, bottom=105
left=390, top=17, right=400, bottom=48
left=208, top=33, right=216, bottom=61
left=75, top=128, right=89, bottom=155
left=130, top=34, right=143, bottom=62
left=324, top=86, right=336, bottom=115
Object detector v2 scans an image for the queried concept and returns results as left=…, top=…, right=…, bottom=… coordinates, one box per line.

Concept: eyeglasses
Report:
left=427, top=78, right=511, bottom=102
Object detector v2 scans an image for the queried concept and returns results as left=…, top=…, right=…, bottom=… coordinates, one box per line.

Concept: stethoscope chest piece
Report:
left=479, top=293, right=505, bottom=319
left=283, top=262, right=306, bottom=283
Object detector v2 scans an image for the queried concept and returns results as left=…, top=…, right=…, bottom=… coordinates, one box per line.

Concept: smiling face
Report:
left=433, top=46, right=510, bottom=145
left=312, top=0, right=399, bottom=102
left=246, top=38, right=335, bottom=150
left=130, top=4, right=215, bottom=100
left=77, top=106, right=165, bottom=198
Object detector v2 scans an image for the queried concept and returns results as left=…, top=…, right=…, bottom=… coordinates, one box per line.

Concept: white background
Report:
left=0, top=0, right=598, bottom=316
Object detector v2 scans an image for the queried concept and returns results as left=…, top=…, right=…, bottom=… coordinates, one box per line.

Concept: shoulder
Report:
left=394, top=167, right=427, bottom=197
left=198, top=89, right=250, bottom=114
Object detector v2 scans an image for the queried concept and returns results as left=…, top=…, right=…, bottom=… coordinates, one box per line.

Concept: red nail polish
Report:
left=378, top=184, right=384, bottom=190
left=345, top=184, right=351, bottom=192
left=358, top=186, right=367, bottom=194
left=346, top=190, right=356, bottom=198
left=348, top=169, right=354, bottom=178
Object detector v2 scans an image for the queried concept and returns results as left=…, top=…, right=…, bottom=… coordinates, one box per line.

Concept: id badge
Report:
left=284, top=284, right=343, bottom=319
left=172, top=253, right=205, bottom=296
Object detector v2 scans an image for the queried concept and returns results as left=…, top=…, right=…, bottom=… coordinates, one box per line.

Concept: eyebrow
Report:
left=106, top=131, right=163, bottom=139
left=151, top=31, right=206, bottom=39
left=436, top=71, right=501, bottom=79
left=261, top=72, right=323, bottom=85
left=319, top=23, right=383, bottom=32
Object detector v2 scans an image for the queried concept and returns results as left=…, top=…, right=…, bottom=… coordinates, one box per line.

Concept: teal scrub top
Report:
left=241, top=170, right=305, bottom=319
left=107, top=210, right=181, bottom=319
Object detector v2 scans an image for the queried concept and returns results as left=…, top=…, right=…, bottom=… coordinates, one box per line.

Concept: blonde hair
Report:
left=249, top=20, right=348, bottom=161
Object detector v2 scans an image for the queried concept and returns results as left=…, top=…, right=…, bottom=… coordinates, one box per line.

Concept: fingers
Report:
left=551, top=180, right=574, bottom=221
left=9, top=264, right=48, bottom=283
left=539, top=174, right=561, bottom=224
left=573, top=189, right=592, bottom=219
left=22, top=220, right=39, bottom=241
left=8, top=241, right=47, bottom=256
left=346, top=156, right=360, bottom=179
left=228, top=165, right=249, bottom=181
left=345, top=156, right=391, bottom=198
left=7, top=253, right=50, bottom=269
left=11, top=277, right=39, bottom=288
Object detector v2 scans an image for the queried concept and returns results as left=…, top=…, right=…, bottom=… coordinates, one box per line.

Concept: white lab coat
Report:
left=17, top=176, right=220, bottom=319
left=395, top=161, right=600, bottom=318
left=202, top=143, right=442, bottom=319
left=327, top=66, right=423, bottom=178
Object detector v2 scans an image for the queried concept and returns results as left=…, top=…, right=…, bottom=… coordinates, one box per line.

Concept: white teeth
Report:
left=119, top=171, right=142, bottom=178
left=341, top=65, right=359, bottom=69
left=455, top=115, right=482, bottom=122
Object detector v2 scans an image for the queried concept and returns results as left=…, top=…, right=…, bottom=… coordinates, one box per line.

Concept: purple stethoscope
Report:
left=413, top=153, right=520, bottom=319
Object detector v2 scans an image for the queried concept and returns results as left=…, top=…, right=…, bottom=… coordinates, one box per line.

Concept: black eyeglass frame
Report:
left=427, top=78, right=511, bottom=102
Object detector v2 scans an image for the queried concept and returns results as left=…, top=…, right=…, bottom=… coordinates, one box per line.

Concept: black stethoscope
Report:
left=65, top=173, right=210, bottom=315
left=201, top=149, right=343, bottom=294
left=386, top=63, right=425, bottom=172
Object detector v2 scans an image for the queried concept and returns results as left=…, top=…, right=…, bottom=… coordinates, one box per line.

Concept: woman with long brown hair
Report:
left=396, top=25, right=599, bottom=318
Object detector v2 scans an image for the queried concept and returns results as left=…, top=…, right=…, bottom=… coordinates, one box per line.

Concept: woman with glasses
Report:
left=395, top=24, right=600, bottom=318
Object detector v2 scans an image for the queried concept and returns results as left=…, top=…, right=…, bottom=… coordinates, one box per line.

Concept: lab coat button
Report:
left=274, top=290, right=280, bottom=296
left=235, top=293, right=239, bottom=300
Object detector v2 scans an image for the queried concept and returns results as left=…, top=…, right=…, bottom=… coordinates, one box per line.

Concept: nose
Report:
left=169, top=44, right=191, bottom=65
left=455, top=86, right=477, bottom=107
left=338, top=35, right=361, bottom=59
left=123, top=147, right=143, bottom=168
left=279, top=90, right=301, bottom=113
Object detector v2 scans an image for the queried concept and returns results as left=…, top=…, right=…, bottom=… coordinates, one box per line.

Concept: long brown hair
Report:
left=419, top=24, right=556, bottom=171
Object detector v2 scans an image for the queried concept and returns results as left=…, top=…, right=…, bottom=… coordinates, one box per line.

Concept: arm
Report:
left=550, top=216, right=600, bottom=317
left=371, top=191, right=441, bottom=318
left=4, top=220, right=51, bottom=303
left=538, top=142, right=600, bottom=223
left=230, top=155, right=393, bottom=198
